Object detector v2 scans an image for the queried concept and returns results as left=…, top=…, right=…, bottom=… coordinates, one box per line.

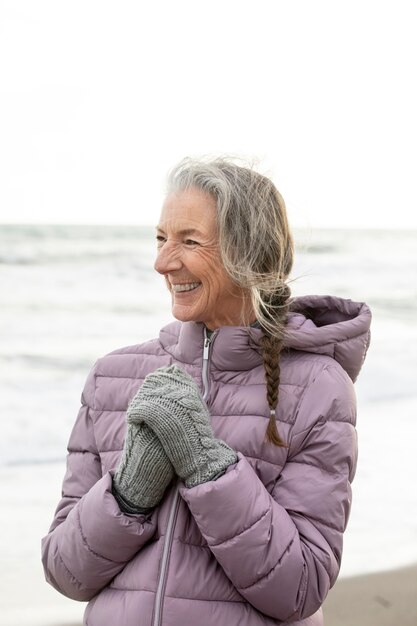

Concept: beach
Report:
left=0, top=464, right=85, bottom=626
left=324, top=564, right=417, bottom=625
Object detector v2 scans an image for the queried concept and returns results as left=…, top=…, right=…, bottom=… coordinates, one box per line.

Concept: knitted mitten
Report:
left=113, top=411, right=174, bottom=513
left=127, top=365, right=237, bottom=488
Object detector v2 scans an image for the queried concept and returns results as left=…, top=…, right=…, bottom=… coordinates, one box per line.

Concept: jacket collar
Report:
left=158, top=294, right=372, bottom=382
left=159, top=321, right=264, bottom=371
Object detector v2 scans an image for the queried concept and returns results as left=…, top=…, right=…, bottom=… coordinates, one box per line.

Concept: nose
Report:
left=154, top=241, right=182, bottom=275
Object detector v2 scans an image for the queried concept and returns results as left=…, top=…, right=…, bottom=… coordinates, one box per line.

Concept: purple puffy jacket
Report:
left=41, top=294, right=372, bottom=626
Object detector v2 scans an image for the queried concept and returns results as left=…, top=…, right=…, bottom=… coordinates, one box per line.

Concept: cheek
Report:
left=202, top=268, right=231, bottom=299
left=196, top=249, right=223, bottom=279
left=192, top=250, right=232, bottom=298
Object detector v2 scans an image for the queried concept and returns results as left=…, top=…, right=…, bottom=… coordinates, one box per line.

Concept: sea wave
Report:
left=0, top=353, right=93, bottom=371
left=4, top=456, right=66, bottom=467
left=0, top=223, right=156, bottom=266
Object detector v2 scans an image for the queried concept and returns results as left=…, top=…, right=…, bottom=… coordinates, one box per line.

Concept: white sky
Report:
left=1, top=1, right=416, bottom=229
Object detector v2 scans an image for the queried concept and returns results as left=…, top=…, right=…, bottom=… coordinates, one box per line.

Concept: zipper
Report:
left=152, top=482, right=180, bottom=626
left=202, top=327, right=217, bottom=401
left=151, top=327, right=216, bottom=626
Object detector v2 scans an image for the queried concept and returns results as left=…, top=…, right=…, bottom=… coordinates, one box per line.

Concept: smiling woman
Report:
left=41, top=156, right=372, bottom=626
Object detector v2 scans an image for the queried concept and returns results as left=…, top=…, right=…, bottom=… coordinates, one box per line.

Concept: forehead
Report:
left=158, top=187, right=218, bottom=234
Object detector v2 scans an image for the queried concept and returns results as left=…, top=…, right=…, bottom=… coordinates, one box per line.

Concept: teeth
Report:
left=172, top=282, right=201, bottom=292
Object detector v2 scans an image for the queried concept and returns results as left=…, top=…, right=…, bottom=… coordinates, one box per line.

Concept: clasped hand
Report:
left=113, top=365, right=237, bottom=511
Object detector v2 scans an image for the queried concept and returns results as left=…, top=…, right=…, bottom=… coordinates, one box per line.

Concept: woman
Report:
left=42, top=158, right=372, bottom=626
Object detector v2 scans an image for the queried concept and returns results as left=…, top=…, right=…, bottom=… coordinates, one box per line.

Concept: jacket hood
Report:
left=285, top=294, right=372, bottom=382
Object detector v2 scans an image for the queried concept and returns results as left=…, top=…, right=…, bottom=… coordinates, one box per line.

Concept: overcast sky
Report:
left=1, top=1, right=416, bottom=229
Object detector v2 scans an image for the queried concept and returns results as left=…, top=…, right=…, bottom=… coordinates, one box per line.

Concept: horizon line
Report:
left=1, top=222, right=416, bottom=232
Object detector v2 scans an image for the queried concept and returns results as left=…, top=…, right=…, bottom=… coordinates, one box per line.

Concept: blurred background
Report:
left=1, top=2, right=416, bottom=625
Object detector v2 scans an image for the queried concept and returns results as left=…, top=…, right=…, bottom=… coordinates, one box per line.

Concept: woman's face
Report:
left=154, top=186, right=254, bottom=330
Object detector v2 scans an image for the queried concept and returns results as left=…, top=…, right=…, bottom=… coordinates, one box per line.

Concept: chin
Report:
left=171, top=306, right=199, bottom=324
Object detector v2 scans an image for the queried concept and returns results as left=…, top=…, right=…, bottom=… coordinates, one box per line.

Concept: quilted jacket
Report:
left=41, top=294, right=372, bottom=626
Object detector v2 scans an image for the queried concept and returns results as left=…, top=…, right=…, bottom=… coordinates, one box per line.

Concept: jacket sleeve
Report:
left=41, top=362, right=157, bottom=601
left=180, top=364, right=357, bottom=622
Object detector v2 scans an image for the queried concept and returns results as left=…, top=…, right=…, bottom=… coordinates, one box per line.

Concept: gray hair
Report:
left=166, top=157, right=295, bottom=338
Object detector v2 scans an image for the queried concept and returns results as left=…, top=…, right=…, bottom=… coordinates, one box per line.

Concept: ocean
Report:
left=1, top=224, right=417, bottom=592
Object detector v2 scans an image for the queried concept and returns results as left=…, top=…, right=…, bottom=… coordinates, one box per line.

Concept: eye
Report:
left=184, top=239, right=199, bottom=246
left=156, top=235, right=166, bottom=245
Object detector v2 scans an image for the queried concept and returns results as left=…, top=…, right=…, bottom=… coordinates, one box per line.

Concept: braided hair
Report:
left=259, top=285, right=292, bottom=446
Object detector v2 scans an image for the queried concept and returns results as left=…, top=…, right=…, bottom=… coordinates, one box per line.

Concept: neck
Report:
left=204, top=318, right=259, bottom=332
left=203, top=303, right=257, bottom=331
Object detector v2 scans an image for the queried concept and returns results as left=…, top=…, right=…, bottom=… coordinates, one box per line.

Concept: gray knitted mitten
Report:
left=127, top=365, right=237, bottom=488
left=113, top=411, right=174, bottom=512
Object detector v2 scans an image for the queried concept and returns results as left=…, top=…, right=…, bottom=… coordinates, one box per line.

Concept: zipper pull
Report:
left=203, top=335, right=211, bottom=361
left=202, top=329, right=213, bottom=402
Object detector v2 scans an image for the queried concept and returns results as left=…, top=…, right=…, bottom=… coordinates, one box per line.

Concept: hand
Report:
left=127, top=365, right=237, bottom=488
left=113, top=406, right=175, bottom=512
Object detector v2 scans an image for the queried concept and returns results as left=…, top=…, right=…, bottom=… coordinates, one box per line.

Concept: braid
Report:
left=260, top=286, right=291, bottom=447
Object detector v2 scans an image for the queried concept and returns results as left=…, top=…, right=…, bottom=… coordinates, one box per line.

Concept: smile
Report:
left=171, top=282, right=201, bottom=293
